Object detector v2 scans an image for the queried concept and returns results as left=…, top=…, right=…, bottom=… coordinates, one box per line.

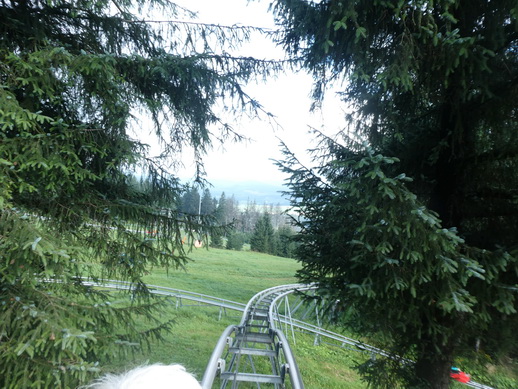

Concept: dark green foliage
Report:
left=272, top=0, right=518, bottom=387
left=273, top=0, right=518, bottom=242
left=200, top=188, right=216, bottom=215
left=209, top=230, right=224, bottom=249
left=215, top=192, right=228, bottom=225
left=226, top=231, right=247, bottom=251
left=0, top=1, right=277, bottom=387
left=278, top=141, right=518, bottom=388
left=180, top=186, right=201, bottom=215
left=250, top=212, right=276, bottom=254
left=274, top=225, right=297, bottom=258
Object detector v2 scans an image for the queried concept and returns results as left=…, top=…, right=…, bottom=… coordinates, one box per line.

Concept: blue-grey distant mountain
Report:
left=209, top=180, right=290, bottom=206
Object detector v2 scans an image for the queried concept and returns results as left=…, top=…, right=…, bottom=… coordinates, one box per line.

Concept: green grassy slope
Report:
left=108, top=247, right=516, bottom=388
left=106, top=248, right=367, bottom=388
left=143, top=247, right=300, bottom=303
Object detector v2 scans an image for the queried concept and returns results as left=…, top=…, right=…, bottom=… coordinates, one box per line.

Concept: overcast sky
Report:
left=150, top=0, right=347, bottom=185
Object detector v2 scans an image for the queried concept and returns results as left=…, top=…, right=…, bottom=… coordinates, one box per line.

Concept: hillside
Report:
left=108, top=248, right=516, bottom=389
left=107, top=248, right=368, bottom=388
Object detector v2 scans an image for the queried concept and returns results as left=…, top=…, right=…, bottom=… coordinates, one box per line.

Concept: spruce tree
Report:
left=226, top=231, right=246, bottom=251
left=180, top=186, right=201, bottom=215
left=209, top=230, right=224, bottom=249
left=275, top=225, right=296, bottom=258
left=273, top=0, right=518, bottom=387
left=200, top=188, right=215, bottom=215
left=250, top=212, right=275, bottom=254
left=0, top=1, right=277, bottom=387
left=215, top=192, right=228, bottom=226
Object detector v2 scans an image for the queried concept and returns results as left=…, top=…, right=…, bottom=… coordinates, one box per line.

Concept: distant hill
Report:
left=208, top=180, right=290, bottom=206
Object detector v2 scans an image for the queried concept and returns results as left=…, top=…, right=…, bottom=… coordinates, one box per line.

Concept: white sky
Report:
left=150, top=0, right=347, bottom=184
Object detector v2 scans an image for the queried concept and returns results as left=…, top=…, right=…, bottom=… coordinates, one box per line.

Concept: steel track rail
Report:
left=202, top=284, right=316, bottom=389
left=82, top=279, right=246, bottom=313
left=84, top=279, right=494, bottom=389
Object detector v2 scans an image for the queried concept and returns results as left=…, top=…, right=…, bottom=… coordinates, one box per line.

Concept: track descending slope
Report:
left=87, top=279, right=494, bottom=389
left=201, top=284, right=317, bottom=389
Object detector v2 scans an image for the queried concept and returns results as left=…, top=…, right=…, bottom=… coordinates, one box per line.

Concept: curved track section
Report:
left=86, top=279, right=494, bottom=389
left=201, top=284, right=317, bottom=389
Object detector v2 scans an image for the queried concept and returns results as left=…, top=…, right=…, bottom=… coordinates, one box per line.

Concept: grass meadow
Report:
left=104, top=247, right=367, bottom=388
left=105, top=247, right=517, bottom=388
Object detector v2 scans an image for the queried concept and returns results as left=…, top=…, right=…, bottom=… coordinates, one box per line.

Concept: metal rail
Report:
left=82, top=279, right=246, bottom=317
left=201, top=284, right=316, bottom=389
left=85, top=279, right=495, bottom=389
left=267, top=290, right=494, bottom=389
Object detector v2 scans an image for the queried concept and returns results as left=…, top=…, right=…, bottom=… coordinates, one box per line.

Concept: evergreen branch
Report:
left=121, top=17, right=279, bottom=33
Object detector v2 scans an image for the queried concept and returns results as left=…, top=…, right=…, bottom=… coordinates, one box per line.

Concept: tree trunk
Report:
left=428, top=92, right=466, bottom=230
left=413, top=332, right=455, bottom=389
left=415, top=357, right=453, bottom=389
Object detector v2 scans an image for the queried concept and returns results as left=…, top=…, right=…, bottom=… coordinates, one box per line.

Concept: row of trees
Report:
left=180, top=188, right=239, bottom=225
left=179, top=185, right=297, bottom=257
left=180, top=187, right=286, bottom=229
left=223, top=213, right=297, bottom=258
left=250, top=213, right=297, bottom=258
